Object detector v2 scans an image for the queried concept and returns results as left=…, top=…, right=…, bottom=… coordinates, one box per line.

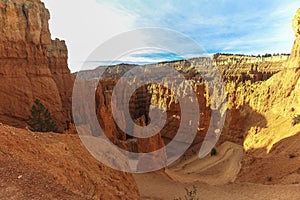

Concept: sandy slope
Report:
left=0, top=124, right=139, bottom=200
left=238, top=131, right=300, bottom=185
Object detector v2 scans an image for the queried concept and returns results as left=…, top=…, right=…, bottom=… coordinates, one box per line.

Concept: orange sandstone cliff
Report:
left=81, top=54, right=288, bottom=155
left=0, top=0, right=140, bottom=199
left=0, top=0, right=73, bottom=132
left=234, top=8, right=300, bottom=184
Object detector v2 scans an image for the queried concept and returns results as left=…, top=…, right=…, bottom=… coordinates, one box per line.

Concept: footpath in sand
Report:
left=134, top=141, right=300, bottom=200
left=166, top=142, right=243, bottom=185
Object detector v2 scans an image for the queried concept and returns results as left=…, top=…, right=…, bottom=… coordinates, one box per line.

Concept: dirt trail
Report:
left=134, top=171, right=300, bottom=200
left=134, top=140, right=300, bottom=199
left=166, top=142, right=243, bottom=185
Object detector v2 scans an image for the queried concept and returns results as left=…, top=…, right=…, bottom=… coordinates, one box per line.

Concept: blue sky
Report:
left=43, top=0, right=300, bottom=72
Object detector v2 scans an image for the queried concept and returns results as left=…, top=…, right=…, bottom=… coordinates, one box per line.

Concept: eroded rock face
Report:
left=47, top=39, right=74, bottom=124
left=0, top=1, right=140, bottom=198
left=76, top=9, right=298, bottom=169
left=95, top=80, right=167, bottom=153
left=292, top=8, right=300, bottom=37
left=289, top=9, right=300, bottom=70
left=0, top=0, right=73, bottom=131
left=92, top=63, right=210, bottom=157
left=219, top=8, right=300, bottom=153
left=89, top=53, right=287, bottom=154
left=233, top=9, right=300, bottom=184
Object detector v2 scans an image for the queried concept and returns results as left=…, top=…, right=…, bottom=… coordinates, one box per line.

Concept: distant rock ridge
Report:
left=209, top=54, right=289, bottom=87
left=213, top=53, right=289, bottom=64
left=75, top=47, right=290, bottom=155
left=0, top=0, right=73, bottom=131
left=81, top=53, right=286, bottom=83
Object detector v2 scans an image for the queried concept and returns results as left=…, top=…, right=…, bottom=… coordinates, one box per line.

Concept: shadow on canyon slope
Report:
left=219, top=103, right=268, bottom=145
left=237, top=131, right=300, bottom=184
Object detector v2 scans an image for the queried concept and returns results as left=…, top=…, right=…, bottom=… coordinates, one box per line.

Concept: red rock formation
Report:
left=95, top=79, right=166, bottom=152
left=0, top=0, right=73, bottom=131
left=234, top=9, right=300, bottom=184
left=221, top=9, right=300, bottom=147
left=47, top=39, right=74, bottom=125
left=92, top=64, right=210, bottom=158
left=0, top=1, right=140, bottom=198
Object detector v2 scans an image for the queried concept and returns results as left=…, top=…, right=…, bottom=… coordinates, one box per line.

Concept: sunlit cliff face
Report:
left=243, top=9, right=300, bottom=153
left=292, top=8, right=300, bottom=37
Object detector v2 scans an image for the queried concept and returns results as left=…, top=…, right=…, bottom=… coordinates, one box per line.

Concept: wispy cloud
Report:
left=97, top=0, right=300, bottom=58
left=44, top=0, right=300, bottom=72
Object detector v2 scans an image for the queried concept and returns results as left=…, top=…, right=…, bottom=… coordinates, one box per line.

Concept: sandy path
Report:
left=166, top=142, right=243, bottom=185
left=134, top=142, right=300, bottom=199
left=134, top=172, right=300, bottom=200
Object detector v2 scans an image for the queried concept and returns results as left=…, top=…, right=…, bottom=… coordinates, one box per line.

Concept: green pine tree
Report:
left=28, top=99, right=58, bottom=132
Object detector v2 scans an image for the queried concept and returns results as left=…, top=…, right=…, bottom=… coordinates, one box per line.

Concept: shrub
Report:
left=211, top=148, right=217, bottom=156
left=292, top=115, right=300, bottom=126
left=174, top=186, right=199, bottom=200
left=28, top=99, right=58, bottom=132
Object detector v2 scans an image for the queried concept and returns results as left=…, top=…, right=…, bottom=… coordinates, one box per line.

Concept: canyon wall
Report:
left=224, top=9, right=300, bottom=150
left=233, top=9, right=300, bottom=184
left=0, top=0, right=73, bottom=131
left=90, top=61, right=209, bottom=156
left=75, top=9, right=299, bottom=180
left=88, top=52, right=288, bottom=154
left=0, top=0, right=140, bottom=198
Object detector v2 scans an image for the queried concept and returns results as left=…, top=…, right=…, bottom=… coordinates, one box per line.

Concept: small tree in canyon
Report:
left=28, top=99, right=58, bottom=132
left=292, top=115, right=300, bottom=126
left=174, top=186, right=200, bottom=200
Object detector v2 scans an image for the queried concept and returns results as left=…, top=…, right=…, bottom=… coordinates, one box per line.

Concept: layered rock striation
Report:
left=78, top=52, right=288, bottom=154
left=0, top=0, right=73, bottom=131
left=74, top=9, right=300, bottom=182
left=0, top=1, right=140, bottom=198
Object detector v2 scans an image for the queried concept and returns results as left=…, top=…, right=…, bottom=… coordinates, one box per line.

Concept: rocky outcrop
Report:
left=47, top=39, right=74, bottom=124
left=292, top=8, right=300, bottom=37
left=95, top=79, right=166, bottom=152
left=219, top=8, right=300, bottom=185
left=76, top=10, right=298, bottom=173
left=84, top=50, right=287, bottom=154
left=236, top=9, right=300, bottom=185
left=0, top=0, right=73, bottom=131
left=222, top=8, right=300, bottom=150
left=289, top=8, right=300, bottom=70
left=0, top=1, right=140, bottom=198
